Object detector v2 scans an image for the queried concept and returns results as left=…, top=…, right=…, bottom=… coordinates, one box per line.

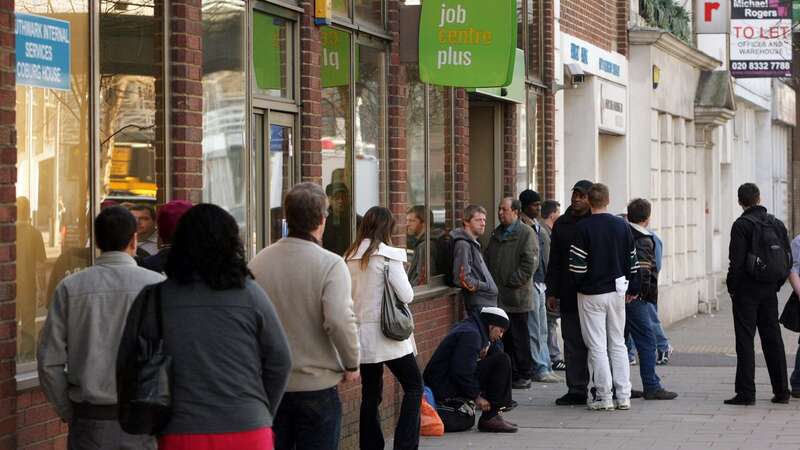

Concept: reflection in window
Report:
left=99, top=0, right=160, bottom=206
left=354, top=44, right=385, bottom=215
left=15, top=1, right=91, bottom=363
left=516, top=102, right=529, bottom=195
left=355, top=0, right=383, bottom=27
left=202, top=0, right=247, bottom=233
left=321, top=27, right=352, bottom=255
left=269, top=123, right=293, bottom=245
left=333, top=0, right=351, bottom=17
left=527, top=0, right=542, bottom=80
left=253, top=12, right=292, bottom=99
left=429, top=86, right=448, bottom=279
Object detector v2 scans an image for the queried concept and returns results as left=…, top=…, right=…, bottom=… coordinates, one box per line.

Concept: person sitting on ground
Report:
left=423, top=307, right=517, bottom=433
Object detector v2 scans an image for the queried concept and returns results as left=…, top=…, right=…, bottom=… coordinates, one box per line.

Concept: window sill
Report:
left=412, top=285, right=460, bottom=303
left=16, top=369, right=39, bottom=391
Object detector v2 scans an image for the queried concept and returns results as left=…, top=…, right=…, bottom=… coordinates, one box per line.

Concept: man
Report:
left=725, top=183, right=791, bottom=405
left=540, top=200, right=564, bottom=370
left=38, top=206, right=165, bottom=449
left=249, top=182, right=360, bottom=449
left=130, top=204, right=158, bottom=256
left=485, top=198, right=538, bottom=389
left=788, top=233, right=800, bottom=397
left=547, top=181, right=593, bottom=405
left=323, top=182, right=357, bottom=256
left=16, top=197, right=46, bottom=361
left=407, top=205, right=428, bottom=286
left=424, top=307, right=517, bottom=433
left=519, top=190, right=560, bottom=383
left=569, top=183, right=638, bottom=411
left=451, top=205, right=498, bottom=317
left=625, top=199, right=678, bottom=401
left=140, top=200, right=193, bottom=273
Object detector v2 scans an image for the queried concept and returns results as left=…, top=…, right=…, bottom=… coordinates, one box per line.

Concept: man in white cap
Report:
left=423, top=307, right=517, bottom=433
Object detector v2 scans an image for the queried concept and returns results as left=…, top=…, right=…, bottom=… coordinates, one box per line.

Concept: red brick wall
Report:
left=387, top=0, right=408, bottom=245
left=17, top=389, right=66, bottom=450
left=541, top=0, right=556, bottom=198
left=299, top=0, right=323, bottom=183
left=560, top=0, right=626, bottom=55
left=503, top=103, right=518, bottom=198
left=0, top=1, right=14, bottom=448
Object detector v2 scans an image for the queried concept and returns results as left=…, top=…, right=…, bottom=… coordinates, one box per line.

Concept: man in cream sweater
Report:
left=249, top=182, right=360, bottom=450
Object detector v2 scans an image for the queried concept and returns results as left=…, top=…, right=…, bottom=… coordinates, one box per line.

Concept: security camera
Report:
left=564, top=63, right=585, bottom=87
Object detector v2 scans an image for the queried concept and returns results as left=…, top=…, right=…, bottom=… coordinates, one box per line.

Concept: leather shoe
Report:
left=631, top=389, right=644, bottom=399
left=555, top=393, right=586, bottom=406
left=771, top=394, right=790, bottom=404
left=724, top=395, right=755, bottom=406
left=512, top=378, right=532, bottom=389
left=791, top=390, right=800, bottom=399
left=478, top=415, right=518, bottom=433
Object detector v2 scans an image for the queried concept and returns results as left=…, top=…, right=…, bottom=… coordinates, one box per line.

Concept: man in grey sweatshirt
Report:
left=451, top=204, right=498, bottom=317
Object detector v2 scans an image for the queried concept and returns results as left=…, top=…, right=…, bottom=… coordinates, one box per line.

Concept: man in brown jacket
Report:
left=485, top=197, right=539, bottom=389
left=249, top=182, right=360, bottom=450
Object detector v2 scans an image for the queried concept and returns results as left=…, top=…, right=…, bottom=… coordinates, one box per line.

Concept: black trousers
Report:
left=732, top=289, right=789, bottom=398
left=477, top=351, right=513, bottom=418
left=360, top=353, right=423, bottom=450
left=561, top=310, right=589, bottom=397
left=502, top=311, right=533, bottom=380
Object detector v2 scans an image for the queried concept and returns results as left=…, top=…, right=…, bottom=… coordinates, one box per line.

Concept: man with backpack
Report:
left=725, top=183, right=792, bottom=405
left=450, top=205, right=498, bottom=317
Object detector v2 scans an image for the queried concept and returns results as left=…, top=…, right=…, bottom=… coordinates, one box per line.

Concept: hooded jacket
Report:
left=630, top=223, right=658, bottom=303
left=485, top=220, right=539, bottom=313
left=450, top=228, right=498, bottom=309
left=423, top=314, right=490, bottom=401
left=545, top=206, right=590, bottom=313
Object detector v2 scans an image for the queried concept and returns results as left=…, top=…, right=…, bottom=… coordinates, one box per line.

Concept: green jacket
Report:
left=484, top=220, right=539, bottom=313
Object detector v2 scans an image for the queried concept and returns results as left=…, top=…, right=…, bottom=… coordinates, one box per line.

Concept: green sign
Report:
left=253, top=12, right=282, bottom=90
left=321, top=27, right=350, bottom=88
left=794, top=0, right=800, bottom=27
left=418, top=0, right=516, bottom=87
left=469, top=49, right=525, bottom=103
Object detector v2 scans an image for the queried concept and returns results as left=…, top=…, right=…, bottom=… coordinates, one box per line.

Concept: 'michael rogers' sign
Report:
left=418, top=0, right=516, bottom=87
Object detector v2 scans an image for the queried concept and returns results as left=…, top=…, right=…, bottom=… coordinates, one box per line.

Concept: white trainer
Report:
left=615, top=399, right=631, bottom=410
left=587, top=398, right=615, bottom=411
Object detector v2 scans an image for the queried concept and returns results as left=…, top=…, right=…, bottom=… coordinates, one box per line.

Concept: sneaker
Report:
left=552, top=360, right=567, bottom=371
left=533, top=372, right=562, bottom=383
left=512, top=378, right=532, bottom=389
left=723, top=395, right=755, bottom=406
left=629, top=356, right=637, bottom=366
left=615, top=398, right=631, bottom=410
left=656, top=345, right=674, bottom=365
left=555, top=393, right=587, bottom=406
left=643, top=389, right=678, bottom=400
left=587, top=398, right=615, bottom=411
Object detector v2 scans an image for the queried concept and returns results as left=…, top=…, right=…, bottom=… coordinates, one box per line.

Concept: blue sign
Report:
left=599, top=58, right=620, bottom=77
left=16, top=13, right=71, bottom=91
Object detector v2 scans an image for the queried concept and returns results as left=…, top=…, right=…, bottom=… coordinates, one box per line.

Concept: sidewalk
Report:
left=420, top=287, right=800, bottom=449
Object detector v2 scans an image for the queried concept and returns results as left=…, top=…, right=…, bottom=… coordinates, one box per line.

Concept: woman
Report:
left=344, top=206, right=422, bottom=450
left=117, top=204, right=292, bottom=450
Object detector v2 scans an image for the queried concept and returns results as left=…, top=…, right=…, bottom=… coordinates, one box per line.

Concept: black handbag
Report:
left=119, top=284, right=172, bottom=435
left=780, top=292, right=800, bottom=333
left=436, top=398, right=476, bottom=432
left=380, top=257, right=414, bottom=341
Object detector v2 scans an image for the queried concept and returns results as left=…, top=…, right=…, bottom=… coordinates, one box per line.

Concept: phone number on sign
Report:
left=731, top=61, right=790, bottom=71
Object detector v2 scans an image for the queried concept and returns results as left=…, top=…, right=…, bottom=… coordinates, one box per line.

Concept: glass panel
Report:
left=354, top=44, right=385, bottom=215
left=404, top=65, right=426, bottom=286
left=516, top=101, right=529, bottom=195
left=517, top=0, right=525, bottom=50
left=527, top=0, right=542, bottom=80
left=429, top=85, right=448, bottom=279
left=15, top=1, right=91, bottom=363
left=321, top=27, right=352, bottom=255
left=268, top=123, right=292, bottom=244
left=203, top=0, right=247, bottom=235
left=253, top=12, right=293, bottom=99
left=528, top=89, right=540, bottom=191
left=333, top=0, right=351, bottom=18
left=355, top=0, right=382, bottom=27
left=253, top=113, right=265, bottom=251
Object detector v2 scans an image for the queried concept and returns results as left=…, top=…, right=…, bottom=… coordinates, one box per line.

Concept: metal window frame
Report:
left=332, top=0, right=388, bottom=33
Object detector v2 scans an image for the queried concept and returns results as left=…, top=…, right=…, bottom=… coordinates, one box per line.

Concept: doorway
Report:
left=468, top=102, right=502, bottom=245
left=252, top=109, right=296, bottom=250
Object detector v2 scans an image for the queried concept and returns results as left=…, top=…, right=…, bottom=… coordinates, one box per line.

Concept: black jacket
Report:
left=423, top=314, right=489, bottom=401
left=545, top=207, right=590, bottom=313
left=630, top=224, right=658, bottom=304
left=726, top=206, right=789, bottom=296
left=570, top=213, right=640, bottom=296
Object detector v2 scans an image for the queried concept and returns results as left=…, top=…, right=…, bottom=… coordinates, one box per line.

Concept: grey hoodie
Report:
left=450, top=228, right=498, bottom=308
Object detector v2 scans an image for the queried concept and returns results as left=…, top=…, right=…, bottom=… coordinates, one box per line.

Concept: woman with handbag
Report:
left=344, top=206, right=422, bottom=450
left=117, top=204, right=292, bottom=450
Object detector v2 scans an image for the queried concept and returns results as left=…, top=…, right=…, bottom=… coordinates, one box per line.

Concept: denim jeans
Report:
left=274, top=387, right=342, bottom=450
left=625, top=299, right=662, bottom=393
left=528, top=283, right=553, bottom=377
left=626, top=303, right=670, bottom=359
left=360, top=353, right=423, bottom=450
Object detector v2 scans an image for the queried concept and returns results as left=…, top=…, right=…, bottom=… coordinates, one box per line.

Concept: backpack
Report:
left=437, top=234, right=467, bottom=287
left=742, top=215, right=792, bottom=283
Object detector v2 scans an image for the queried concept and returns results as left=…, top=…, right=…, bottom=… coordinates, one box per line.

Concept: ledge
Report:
left=629, top=27, right=721, bottom=71
left=412, top=285, right=460, bottom=304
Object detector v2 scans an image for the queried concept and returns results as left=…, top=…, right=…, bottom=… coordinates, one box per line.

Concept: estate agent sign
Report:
left=730, top=0, right=792, bottom=77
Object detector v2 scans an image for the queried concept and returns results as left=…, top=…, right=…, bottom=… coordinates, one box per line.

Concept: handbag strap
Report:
left=137, top=283, right=165, bottom=341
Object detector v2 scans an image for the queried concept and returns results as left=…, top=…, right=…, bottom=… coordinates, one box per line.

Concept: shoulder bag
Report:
left=380, top=257, right=415, bottom=341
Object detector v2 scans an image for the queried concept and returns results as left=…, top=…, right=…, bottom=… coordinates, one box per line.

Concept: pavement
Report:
left=419, top=287, right=800, bottom=449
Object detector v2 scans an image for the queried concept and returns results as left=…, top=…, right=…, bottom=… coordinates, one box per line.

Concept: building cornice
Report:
left=629, top=27, right=721, bottom=70
left=695, top=106, right=735, bottom=126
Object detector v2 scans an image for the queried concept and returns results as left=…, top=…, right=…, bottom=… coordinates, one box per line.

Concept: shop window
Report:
left=15, top=2, right=91, bottom=365
left=253, top=11, right=294, bottom=99
left=515, top=100, right=530, bottom=195
left=202, top=0, right=247, bottom=234
left=355, top=0, right=383, bottom=28
left=354, top=44, right=386, bottom=214
left=520, top=0, right=543, bottom=82
left=333, top=0, right=351, bottom=18
left=404, top=65, right=451, bottom=287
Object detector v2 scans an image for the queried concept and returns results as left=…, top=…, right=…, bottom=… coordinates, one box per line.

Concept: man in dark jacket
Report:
left=423, top=307, right=516, bottom=433
left=625, top=199, right=677, bottom=401
left=725, top=183, right=791, bottom=405
left=451, top=205, right=498, bottom=316
left=546, top=180, right=592, bottom=405
left=485, top=197, right=539, bottom=389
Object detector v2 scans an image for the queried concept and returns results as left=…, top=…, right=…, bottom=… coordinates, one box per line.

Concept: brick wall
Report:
left=0, top=1, right=14, bottom=448
left=503, top=103, right=518, bottom=198
left=299, top=0, right=323, bottom=183
left=16, top=389, right=65, bottom=450
left=560, top=0, right=625, bottom=54
left=541, top=0, right=556, bottom=198
left=387, top=0, right=407, bottom=245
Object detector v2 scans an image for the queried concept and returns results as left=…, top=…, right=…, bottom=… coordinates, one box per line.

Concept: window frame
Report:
left=518, top=0, right=545, bottom=85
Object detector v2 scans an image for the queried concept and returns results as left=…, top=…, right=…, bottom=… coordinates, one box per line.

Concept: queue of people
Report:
left=34, top=176, right=797, bottom=450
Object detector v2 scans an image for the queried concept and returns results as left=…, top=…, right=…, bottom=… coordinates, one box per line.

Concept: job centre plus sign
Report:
left=419, top=0, right=516, bottom=87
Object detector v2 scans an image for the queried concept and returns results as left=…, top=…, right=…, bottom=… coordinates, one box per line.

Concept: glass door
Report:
left=253, top=110, right=295, bottom=250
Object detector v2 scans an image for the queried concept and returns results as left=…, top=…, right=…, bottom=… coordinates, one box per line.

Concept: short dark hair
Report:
left=285, top=182, right=328, bottom=238
left=738, top=183, right=760, bottom=208
left=463, top=205, right=487, bottom=224
left=95, top=206, right=137, bottom=252
left=129, top=204, right=156, bottom=220
left=541, top=200, right=560, bottom=220
left=627, top=198, right=651, bottom=224
left=407, top=205, right=426, bottom=223
left=165, top=204, right=251, bottom=290
left=587, top=183, right=610, bottom=208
